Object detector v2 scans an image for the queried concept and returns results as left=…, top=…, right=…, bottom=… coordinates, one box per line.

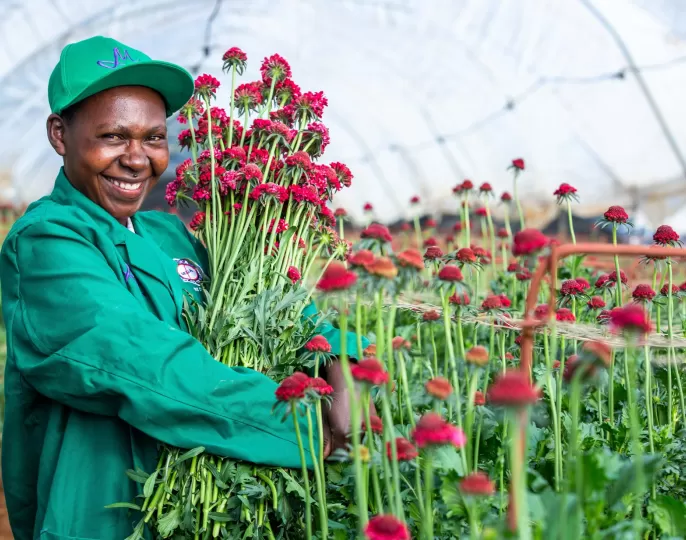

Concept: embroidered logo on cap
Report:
left=97, top=48, right=137, bottom=69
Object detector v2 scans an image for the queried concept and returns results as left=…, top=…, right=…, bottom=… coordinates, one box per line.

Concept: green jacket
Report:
left=1, top=169, right=365, bottom=540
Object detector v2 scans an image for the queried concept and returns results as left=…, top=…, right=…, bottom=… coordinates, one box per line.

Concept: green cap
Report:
left=48, top=36, right=194, bottom=117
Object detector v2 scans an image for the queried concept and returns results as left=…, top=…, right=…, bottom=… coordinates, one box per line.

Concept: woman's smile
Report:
left=100, top=173, right=147, bottom=200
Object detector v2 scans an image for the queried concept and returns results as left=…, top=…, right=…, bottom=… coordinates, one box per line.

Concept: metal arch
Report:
left=579, top=0, right=686, bottom=182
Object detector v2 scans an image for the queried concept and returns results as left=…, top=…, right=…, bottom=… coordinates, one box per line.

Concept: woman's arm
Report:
left=3, top=218, right=321, bottom=468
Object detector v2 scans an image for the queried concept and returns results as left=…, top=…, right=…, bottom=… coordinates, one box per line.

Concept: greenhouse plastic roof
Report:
left=2, top=0, right=686, bottom=228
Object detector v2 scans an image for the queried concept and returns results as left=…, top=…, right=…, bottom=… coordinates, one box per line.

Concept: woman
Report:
left=1, top=36, right=364, bottom=539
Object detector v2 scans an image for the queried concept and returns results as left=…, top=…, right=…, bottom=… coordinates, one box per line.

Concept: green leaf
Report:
left=649, top=495, right=686, bottom=535
left=156, top=506, right=182, bottom=538
left=606, top=454, right=663, bottom=509
left=143, top=469, right=159, bottom=499
left=104, top=502, right=142, bottom=511
left=208, top=511, right=234, bottom=523
left=170, top=446, right=205, bottom=468
left=125, top=468, right=149, bottom=484
left=433, top=446, right=466, bottom=474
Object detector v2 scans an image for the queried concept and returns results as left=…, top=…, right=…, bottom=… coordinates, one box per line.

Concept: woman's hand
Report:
left=321, top=360, right=377, bottom=456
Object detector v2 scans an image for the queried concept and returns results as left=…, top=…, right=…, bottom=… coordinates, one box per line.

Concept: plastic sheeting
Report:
left=1, top=0, right=686, bottom=228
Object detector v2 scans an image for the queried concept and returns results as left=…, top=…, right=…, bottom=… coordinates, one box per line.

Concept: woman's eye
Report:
left=102, top=133, right=123, bottom=140
left=148, top=135, right=166, bottom=142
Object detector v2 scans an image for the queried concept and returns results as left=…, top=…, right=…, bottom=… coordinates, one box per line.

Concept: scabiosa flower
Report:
left=576, top=277, right=591, bottom=291
left=438, top=265, right=463, bottom=282
left=425, top=377, right=453, bottom=400
left=309, top=377, right=334, bottom=396
left=351, top=358, right=390, bottom=386
left=274, top=79, right=301, bottom=106
left=424, top=246, right=444, bottom=260
left=317, top=262, right=357, bottom=291
left=349, top=249, right=375, bottom=267
left=177, top=97, right=205, bottom=123
left=630, top=284, right=655, bottom=303
left=275, top=372, right=311, bottom=401
left=661, top=284, right=679, bottom=296
left=587, top=296, right=606, bottom=309
left=512, top=229, right=548, bottom=256
left=608, top=270, right=628, bottom=286
left=363, top=415, right=383, bottom=435
left=595, top=274, right=609, bottom=288
left=305, top=335, right=331, bottom=353
left=410, top=195, right=420, bottom=205
left=396, top=248, right=424, bottom=271
left=556, top=308, right=576, bottom=322
left=460, top=472, right=496, bottom=496
left=553, top=183, right=578, bottom=203
left=453, top=222, right=463, bottom=232
left=360, top=224, right=391, bottom=244
left=499, top=294, right=512, bottom=308
left=334, top=208, right=347, bottom=218
left=465, top=346, right=489, bottom=367
left=474, top=391, right=486, bottom=406
left=501, top=191, right=513, bottom=202
left=653, top=225, right=681, bottom=246
left=189, top=211, right=206, bottom=231
left=561, top=279, right=585, bottom=296
left=234, top=82, right=264, bottom=114
left=480, top=182, right=493, bottom=194
left=423, top=310, right=441, bottom=322
left=260, top=53, right=291, bottom=85
left=387, top=438, right=418, bottom=461
left=365, top=257, right=398, bottom=279
left=475, top=207, right=488, bottom=217
left=456, top=247, right=477, bottom=264
left=424, top=237, right=438, bottom=247
left=364, top=515, right=411, bottom=540
left=449, top=292, right=470, bottom=306
left=516, top=269, right=532, bottom=281
left=401, top=222, right=412, bottom=232
left=533, top=304, right=549, bottom=320
left=194, top=73, right=221, bottom=97
left=222, top=46, right=247, bottom=73
left=487, top=370, right=540, bottom=407
left=511, top=158, right=525, bottom=170
left=425, top=218, right=437, bottom=228
left=603, top=205, right=629, bottom=224
left=411, top=413, right=466, bottom=448
left=391, top=336, right=411, bottom=350
left=286, top=266, right=301, bottom=284
left=497, top=228, right=509, bottom=239
left=250, top=182, right=288, bottom=203
left=609, top=304, right=651, bottom=335
left=481, top=295, right=503, bottom=311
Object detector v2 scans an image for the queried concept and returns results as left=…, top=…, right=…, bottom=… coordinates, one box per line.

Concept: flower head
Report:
left=423, top=310, right=441, bottom=322
left=497, top=228, right=510, bottom=239
left=553, top=183, right=578, bottom=203
left=603, top=206, right=629, bottom=224
left=364, top=515, right=411, bottom=540
left=361, top=223, right=393, bottom=243
left=425, top=377, right=453, bottom=400
left=424, top=237, right=438, bottom=247
left=351, top=358, right=390, bottom=386
left=424, top=246, right=444, bottom=260
left=317, top=262, right=357, bottom=291
left=410, top=195, right=420, bottom=205
left=608, top=270, right=628, bottom=285
left=653, top=225, right=681, bottom=247
left=194, top=73, right=221, bottom=97
left=363, top=202, right=373, bottom=212
left=487, top=370, right=540, bottom=407
left=260, top=53, right=292, bottom=84
left=556, top=308, right=576, bottom=322
left=460, top=472, right=496, bottom=496
left=438, top=265, right=463, bottom=282
left=222, top=47, right=248, bottom=73
left=465, top=346, right=489, bottom=366
left=512, top=229, right=548, bottom=256
left=189, top=211, right=206, bottom=231
left=587, top=296, right=606, bottom=309
left=560, top=279, right=585, bottom=296
left=474, top=391, right=486, bottom=406
left=632, top=284, right=656, bottom=302
left=275, top=372, right=311, bottom=401
left=309, top=377, right=334, bottom=396
left=349, top=249, right=376, bottom=267
left=501, top=192, right=513, bottom=202
left=286, top=266, right=301, bottom=283
left=481, top=295, right=502, bottom=311
left=305, top=335, right=331, bottom=353
left=499, top=294, right=512, bottom=308
left=480, top=182, right=493, bottom=193
left=411, top=413, right=466, bottom=448
left=461, top=179, right=474, bottom=192
left=387, top=438, right=418, bottom=461
left=456, top=247, right=477, bottom=264
left=396, top=249, right=424, bottom=271
left=363, top=415, right=383, bottom=435
left=365, top=256, right=398, bottom=279
left=609, top=304, right=651, bottom=335
left=511, top=158, right=525, bottom=170
left=391, top=336, right=411, bottom=350
left=449, top=292, right=470, bottom=306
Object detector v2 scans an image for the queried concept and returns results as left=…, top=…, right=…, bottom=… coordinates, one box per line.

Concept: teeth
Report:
left=107, top=177, right=142, bottom=191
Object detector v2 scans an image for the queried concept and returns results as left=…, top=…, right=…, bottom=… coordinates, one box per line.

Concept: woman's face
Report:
left=47, top=85, right=169, bottom=223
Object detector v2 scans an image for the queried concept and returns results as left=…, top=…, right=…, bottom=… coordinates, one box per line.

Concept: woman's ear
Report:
left=46, top=113, right=67, bottom=157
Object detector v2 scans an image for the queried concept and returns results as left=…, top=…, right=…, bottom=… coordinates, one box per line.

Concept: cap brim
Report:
left=65, top=60, right=194, bottom=117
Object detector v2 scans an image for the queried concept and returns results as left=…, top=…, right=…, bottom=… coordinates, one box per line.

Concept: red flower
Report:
left=512, top=229, right=548, bottom=256
left=507, top=262, right=521, bottom=273
left=609, top=304, right=651, bottom=335
left=480, top=182, right=493, bottom=193
left=363, top=414, right=384, bottom=435
left=653, top=225, right=680, bottom=246
left=349, top=249, right=375, bottom=267
left=423, top=310, right=441, bottom=321
left=351, top=358, right=389, bottom=386
left=260, top=53, right=291, bottom=84
left=487, top=371, right=540, bottom=407
left=511, top=158, right=525, bottom=170
left=317, top=262, right=357, bottom=291
left=424, top=246, right=444, bottom=260
left=661, top=284, right=679, bottom=296
left=222, top=47, right=247, bottom=71
left=449, top=292, right=470, bottom=306
left=294, top=90, right=328, bottom=119
left=275, top=372, right=311, bottom=401
left=425, top=377, right=453, bottom=400
left=587, top=296, right=606, bottom=309
left=361, top=223, right=393, bottom=243
left=438, top=265, right=463, bottom=282
left=632, top=284, right=656, bottom=302
left=334, top=208, right=347, bottom=217
left=461, top=179, right=474, bottom=191
left=553, top=183, right=577, bottom=199
left=391, top=336, right=411, bottom=350
left=501, top=192, right=513, bottom=202
left=481, top=295, right=503, bottom=311
left=556, top=308, right=576, bottom=322
left=424, top=236, right=438, bottom=247
left=189, top=211, right=206, bottom=231
left=560, top=279, right=585, bottom=296
left=363, top=202, right=373, bottom=212
left=475, top=207, right=488, bottom=217
left=396, top=249, right=424, bottom=271
left=411, top=413, right=466, bottom=448
left=516, top=269, right=532, bottom=282
left=473, top=391, right=486, bottom=406
left=576, top=277, right=591, bottom=290
left=387, top=438, right=418, bottom=461
left=364, top=257, right=398, bottom=279
left=453, top=222, right=463, bottom=231
left=286, top=266, right=301, bottom=283
left=465, top=346, right=489, bottom=366
left=459, top=472, right=496, bottom=496
left=194, top=73, right=221, bottom=96
left=595, top=274, right=609, bottom=288
left=309, top=377, right=334, bottom=396
left=305, top=335, right=331, bottom=353
left=497, top=228, right=509, bottom=239
left=456, top=247, right=476, bottom=263
left=410, top=195, right=420, bottom=204
left=426, top=218, right=437, bottom=228
left=533, top=304, right=549, bottom=320
left=499, top=294, right=512, bottom=308
left=603, top=206, right=629, bottom=224
left=364, top=515, right=411, bottom=540
left=401, top=222, right=411, bottom=232
left=608, top=270, right=627, bottom=285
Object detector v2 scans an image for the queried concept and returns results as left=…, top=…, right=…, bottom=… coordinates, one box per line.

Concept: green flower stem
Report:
left=356, top=292, right=365, bottom=360
left=396, top=349, right=415, bottom=428
left=555, top=336, right=567, bottom=482
left=566, top=199, right=576, bottom=245
left=441, top=292, right=464, bottom=435
left=465, top=370, right=479, bottom=472
left=611, top=225, right=622, bottom=307
left=472, top=271, right=480, bottom=343
left=609, top=350, right=615, bottom=427
left=510, top=410, right=531, bottom=540
left=306, top=409, right=328, bottom=538
left=570, top=371, right=584, bottom=511
left=337, top=303, right=368, bottom=530
left=227, top=67, right=237, bottom=148
left=363, top=392, right=384, bottom=513
left=338, top=216, right=345, bottom=240
left=413, top=215, right=422, bottom=250
left=386, top=301, right=398, bottom=387
left=667, top=259, right=685, bottom=430
left=422, top=450, right=435, bottom=540
left=543, top=332, right=561, bottom=491
left=485, top=201, right=497, bottom=276
left=644, top=343, right=656, bottom=500
left=291, top=403, right=312, bottom=540
left=626, top=342, right=645, bottom=537
left=501, top=242, right=508, bottom=273
left=513, top=173, right=525, bottom=230
left=430, top=324, right=439, bottom=377
left=504, top=204, right=513, bottom=238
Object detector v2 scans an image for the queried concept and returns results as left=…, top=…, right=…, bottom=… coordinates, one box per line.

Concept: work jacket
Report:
left=0, top=169, right=364, bottom=539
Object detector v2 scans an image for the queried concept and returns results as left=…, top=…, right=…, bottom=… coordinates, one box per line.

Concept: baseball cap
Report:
left=48, top=36, right=194, bottom=117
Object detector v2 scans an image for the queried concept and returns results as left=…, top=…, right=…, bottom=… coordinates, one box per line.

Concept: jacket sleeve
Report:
left=6, top=219, right=317, bottom=469
left=301, top=300, right=369, bottom=360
